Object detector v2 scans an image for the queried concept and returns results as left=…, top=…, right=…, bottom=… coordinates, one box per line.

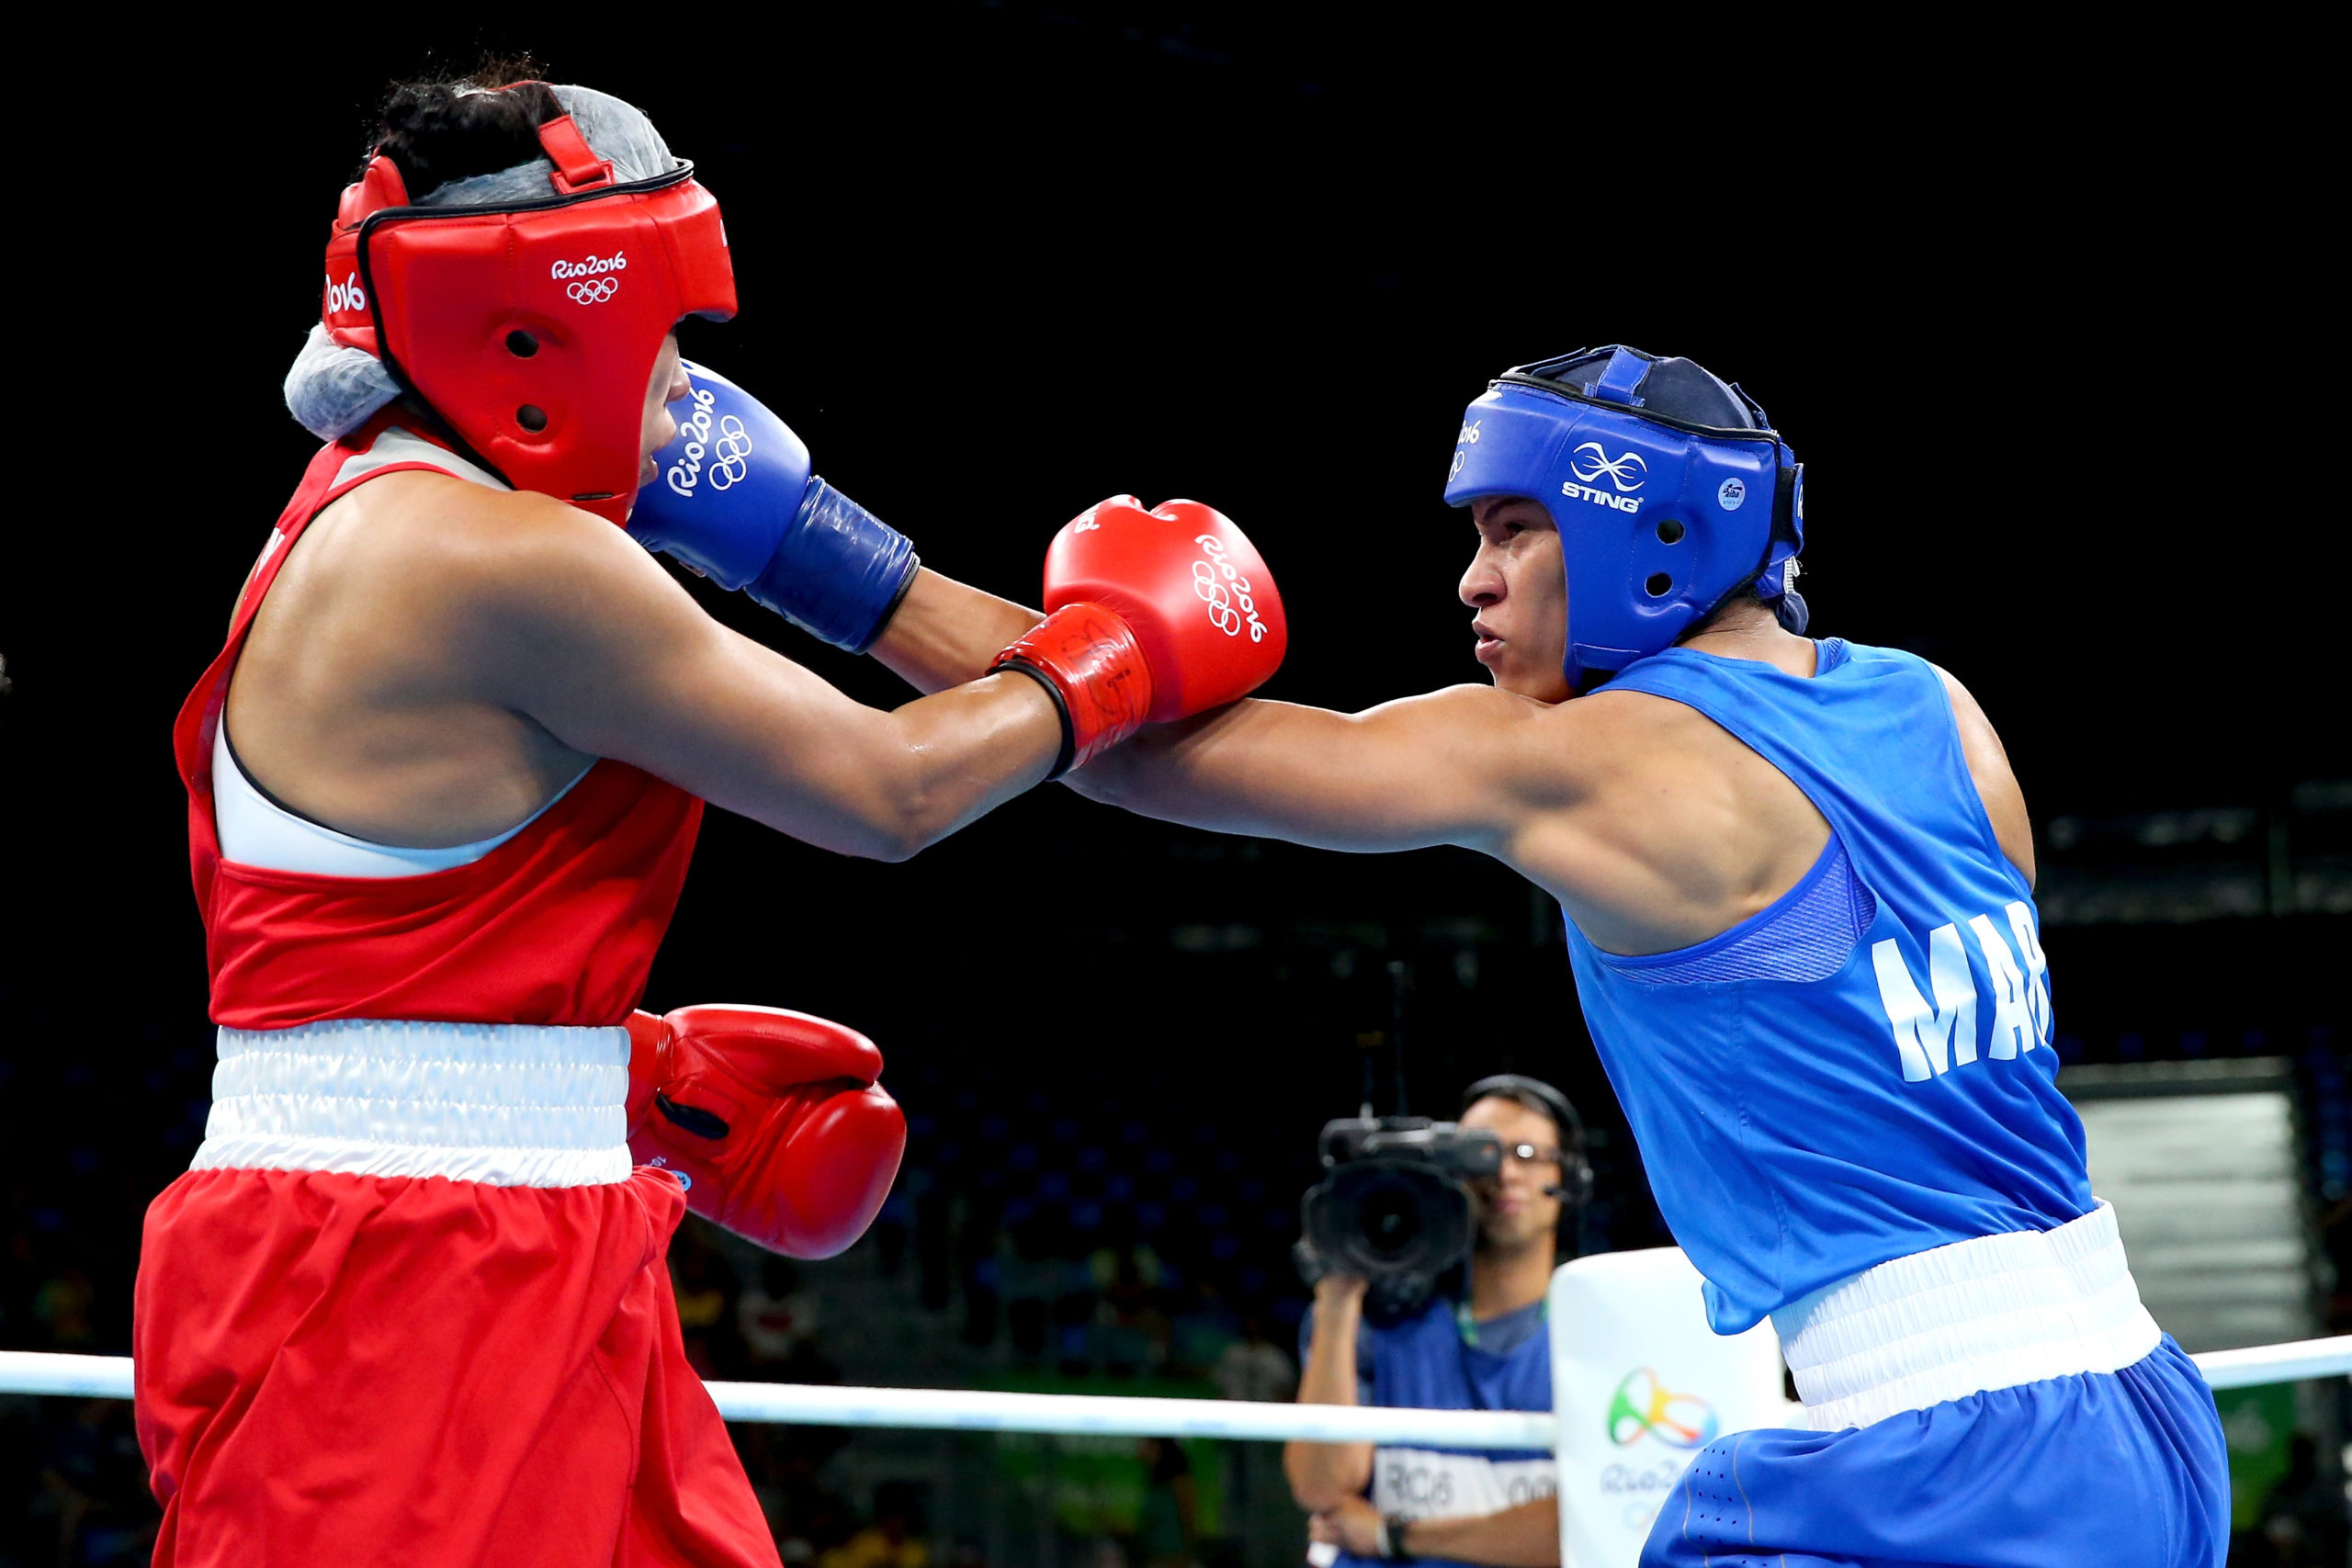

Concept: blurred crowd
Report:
left=1, top=1013, right=2344, bottom=1564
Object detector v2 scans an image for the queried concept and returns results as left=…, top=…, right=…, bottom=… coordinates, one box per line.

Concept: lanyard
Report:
left=1455, top=1295, right=1546, bottom=1348
left=1451, top=1297, right=1545, bottom=1414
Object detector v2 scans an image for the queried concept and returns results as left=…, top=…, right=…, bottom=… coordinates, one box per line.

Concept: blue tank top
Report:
left=1566, top=638, right=2092, bottom=1335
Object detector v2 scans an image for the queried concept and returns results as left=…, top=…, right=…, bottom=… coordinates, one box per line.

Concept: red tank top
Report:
left=174, top=417, right=704, bottom=1030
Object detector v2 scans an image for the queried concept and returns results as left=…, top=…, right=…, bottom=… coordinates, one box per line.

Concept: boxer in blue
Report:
left=639, top=347, right=2229, bottom=1566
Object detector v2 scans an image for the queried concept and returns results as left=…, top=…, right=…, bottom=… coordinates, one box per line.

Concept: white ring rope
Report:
left=2, top=1337, right=2343, bottom=1444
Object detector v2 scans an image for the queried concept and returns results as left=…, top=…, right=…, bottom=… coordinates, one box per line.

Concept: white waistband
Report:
left=194, top=1019, right=632, bottom=1188
left=1773, top=1201, right=2162, bottom=1431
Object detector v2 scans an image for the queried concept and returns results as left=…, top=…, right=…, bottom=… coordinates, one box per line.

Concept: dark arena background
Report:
left=1, top=9, right=2343, bottom=1564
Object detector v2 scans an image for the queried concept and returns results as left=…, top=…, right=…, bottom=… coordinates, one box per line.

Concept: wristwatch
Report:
left=1380, top=1512, right=1414, bottom=1561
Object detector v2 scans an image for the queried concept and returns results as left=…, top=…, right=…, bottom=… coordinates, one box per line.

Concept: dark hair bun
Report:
left=374, top=73, right=561, bottom=201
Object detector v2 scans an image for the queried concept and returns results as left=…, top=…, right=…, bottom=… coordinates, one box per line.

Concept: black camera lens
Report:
left=1362, top=1183, right=1423, bottom=1258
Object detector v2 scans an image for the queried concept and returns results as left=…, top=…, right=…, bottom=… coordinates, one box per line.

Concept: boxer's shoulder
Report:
left=1926, top=662, right=2035, bottom=887
left=294, top=471, right=681, bottom=631
left=1476, top=679, right=1773, bottom=802
left=1490, top=682, right=1830, bottom=946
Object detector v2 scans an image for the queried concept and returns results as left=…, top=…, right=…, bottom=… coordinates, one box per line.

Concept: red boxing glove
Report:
left=626, top=1004, right=907, bottom=1258
left=991, top=497, right=1287, bottom=774
left=989, top=603, right=1155, bottom=776
left=1046, top=497, right=1286, bottom=722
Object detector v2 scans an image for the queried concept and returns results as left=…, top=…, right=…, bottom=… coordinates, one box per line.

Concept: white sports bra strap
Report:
left=214, top=425, right=576, bottom=877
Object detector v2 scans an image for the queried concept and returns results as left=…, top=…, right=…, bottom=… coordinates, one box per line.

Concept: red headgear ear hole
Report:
left=505, top=331, right=540, bottom=358
left=517, top=406, right=548, bottom=433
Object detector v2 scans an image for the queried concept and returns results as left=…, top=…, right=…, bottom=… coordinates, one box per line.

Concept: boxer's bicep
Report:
left=1074, top=686, right=1549, bottom=853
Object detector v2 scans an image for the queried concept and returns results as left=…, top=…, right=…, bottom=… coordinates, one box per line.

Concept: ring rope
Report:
left=2, top=1337, right=2343, bottom=1446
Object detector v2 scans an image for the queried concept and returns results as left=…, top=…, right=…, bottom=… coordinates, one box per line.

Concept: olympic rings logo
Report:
left=707, top=416, right=753, bottom=490
left=1191, top=535, right=1268, bottom=642
left=664, top=389, right=754, bottom=497
left=1569, top=442, right=1647, bottom=492
left=1605, top=1368, right=1718, bottom=1450
left=567, top=277, right=621, bottom=305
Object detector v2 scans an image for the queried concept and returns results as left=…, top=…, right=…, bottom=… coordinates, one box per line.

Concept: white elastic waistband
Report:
left=1774, top=1201, right=2161, bottom=1431
left=194, top=1019, right=632, bottom=1188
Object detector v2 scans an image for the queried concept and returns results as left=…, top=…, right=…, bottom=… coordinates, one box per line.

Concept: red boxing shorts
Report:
left=134, top=1163, right=780, bottom=1568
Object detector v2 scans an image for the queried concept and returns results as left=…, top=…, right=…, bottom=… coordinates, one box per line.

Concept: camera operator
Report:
left=1288, top=1076, right=1585, bottom=1567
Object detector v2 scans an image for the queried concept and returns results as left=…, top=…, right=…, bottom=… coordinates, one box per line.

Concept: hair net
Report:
left=284, top=85, right=678, bottom=442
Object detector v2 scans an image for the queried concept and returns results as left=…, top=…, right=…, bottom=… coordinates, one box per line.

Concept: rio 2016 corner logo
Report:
left=1606, top=1368, right=1718, bottom=1450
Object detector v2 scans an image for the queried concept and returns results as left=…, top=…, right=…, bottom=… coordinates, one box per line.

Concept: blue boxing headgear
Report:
left=1443, top=345, right=1806, bottom=690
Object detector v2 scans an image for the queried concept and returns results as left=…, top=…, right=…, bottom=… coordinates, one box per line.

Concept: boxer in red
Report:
left=142, top=73, right=1283, bottom=1566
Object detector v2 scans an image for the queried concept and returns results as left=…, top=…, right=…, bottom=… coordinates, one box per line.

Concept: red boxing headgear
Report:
left=321, top=92, right=737, bottom=525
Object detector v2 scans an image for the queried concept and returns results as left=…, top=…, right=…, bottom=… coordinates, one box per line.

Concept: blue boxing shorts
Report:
left=1645, top=1336, right=2228, bottom=1568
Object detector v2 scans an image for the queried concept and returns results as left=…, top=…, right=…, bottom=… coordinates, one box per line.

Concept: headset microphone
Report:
left=1542, top=1182, right=1567, bottom=1199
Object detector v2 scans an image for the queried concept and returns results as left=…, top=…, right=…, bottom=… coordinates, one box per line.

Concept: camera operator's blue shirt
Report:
left=1566, top=640, right=2093, bottom=1335
left=1298, top=1296, right=1554, bottom=1568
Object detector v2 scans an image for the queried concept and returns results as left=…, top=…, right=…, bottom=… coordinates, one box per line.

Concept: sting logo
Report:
left=1569, top=443, right=1646, bottom=492
left=1560, top=443, right=1645, bottom=514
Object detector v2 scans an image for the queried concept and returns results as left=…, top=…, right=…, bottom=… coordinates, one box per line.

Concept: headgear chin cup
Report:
left=320, top=87, right=738, bottom=526
left=1442, top=345, right=1804, bottom=690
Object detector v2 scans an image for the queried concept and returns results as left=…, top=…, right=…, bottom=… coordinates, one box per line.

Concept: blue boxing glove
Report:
left=628, top=362, right=919, bottom=652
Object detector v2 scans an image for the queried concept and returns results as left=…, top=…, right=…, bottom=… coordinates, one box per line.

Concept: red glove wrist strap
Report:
left=989, top=604, right=1154, bottom=778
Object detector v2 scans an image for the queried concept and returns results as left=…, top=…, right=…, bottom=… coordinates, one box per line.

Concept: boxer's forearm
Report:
left=868, top=569, right=1042, bottom=694
left=1398, top=1496, right=1559, bottom=1567
left=489, top=525, right=1060, bottom=862
left=616, top=647, right=1062, bottom=863
left=1070, top=688, right=1540, bottom=855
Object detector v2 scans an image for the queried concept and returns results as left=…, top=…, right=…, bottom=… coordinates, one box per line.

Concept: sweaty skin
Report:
left=865, top=496, right=2034, bottom=955
left=226, top=336, right=1061, bottom=863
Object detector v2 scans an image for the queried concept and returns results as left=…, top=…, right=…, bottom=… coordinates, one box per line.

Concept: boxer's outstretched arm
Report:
left=480, top=498, right=1059, bottom=862
left=1071, top=684, right=1572, bottom=856
left=846, top=530, right=1570, bottom=859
